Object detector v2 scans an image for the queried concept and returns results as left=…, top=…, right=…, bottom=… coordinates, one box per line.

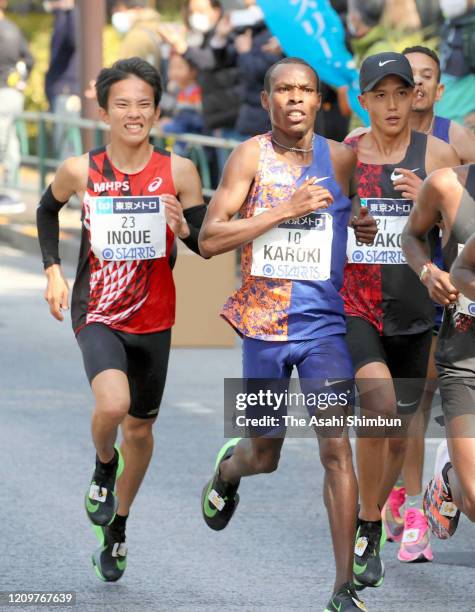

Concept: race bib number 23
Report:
left=89, top=196, right=166, bottom=261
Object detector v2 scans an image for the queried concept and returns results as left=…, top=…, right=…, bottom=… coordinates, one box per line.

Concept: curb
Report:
left=0, top=220, right=80, bottom=266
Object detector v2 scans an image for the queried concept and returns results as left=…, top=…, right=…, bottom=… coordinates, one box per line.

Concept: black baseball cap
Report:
left=359, top=52, right=415, bottom=93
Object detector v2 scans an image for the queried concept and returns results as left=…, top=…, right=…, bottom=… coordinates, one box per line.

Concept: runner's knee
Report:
left=122, top=419, right=154, bottom=447
left=320, top=440, right=352, bottom=473
left=94, top=391, right=130, bottom=422
left=387, top=437, right=407, bottom=456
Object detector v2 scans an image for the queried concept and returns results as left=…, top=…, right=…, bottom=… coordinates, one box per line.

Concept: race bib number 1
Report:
left=251, top=208, right=333, bottom=281
left=456, top=243, right=475, bottom=317
left=89, top=196, right=166, bottom=261
left=347, top=198, right=412, bottom=265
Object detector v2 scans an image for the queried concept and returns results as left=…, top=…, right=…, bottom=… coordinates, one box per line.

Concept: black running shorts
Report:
left=346, top=316, right=432, bottom=415
left=76, top=323, right=171, bottom=419
left=437, top=369, right=475, bottom=423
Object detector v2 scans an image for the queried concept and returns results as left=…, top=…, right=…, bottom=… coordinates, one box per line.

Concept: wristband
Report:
left=419, top=263, right=432, bottom=282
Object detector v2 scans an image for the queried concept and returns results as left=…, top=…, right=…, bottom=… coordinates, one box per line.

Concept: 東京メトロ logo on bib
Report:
left=89, top=195, right=167, bottom=261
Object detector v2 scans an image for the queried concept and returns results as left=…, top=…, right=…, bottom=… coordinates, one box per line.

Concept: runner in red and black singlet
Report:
left=72, top=145, right=177, bottom=335
left=36, top=58, right=206, bottom=582
left=341, top=52, right=459, bottom=592
left=403, top=165, right=475, bottom=561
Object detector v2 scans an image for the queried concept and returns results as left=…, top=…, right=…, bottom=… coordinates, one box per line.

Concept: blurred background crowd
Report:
left=1, top=0, right=475, bottom=201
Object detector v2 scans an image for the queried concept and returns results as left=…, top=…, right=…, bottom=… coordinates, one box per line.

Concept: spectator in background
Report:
left=44, top=0, right=81, bottom=159
left=219, top=0, right=283, bottom=139
left=0, top=0, right=33, bottom=209
left=347, top=0, right=387, bottom=67
left=111, top=0, right=162, bottom=70
left=158, top=0, right=240, bottom=179
left=437, top=0, right=475, bottom=125
left=158, top=52, right=203, bottom=155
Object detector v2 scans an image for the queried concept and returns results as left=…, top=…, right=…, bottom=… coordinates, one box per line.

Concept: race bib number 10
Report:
left=251, top=208, right=333, bottom=281
left=347, top=198, right=412, bottom=265
left=89, top=196, right=166, bottom=261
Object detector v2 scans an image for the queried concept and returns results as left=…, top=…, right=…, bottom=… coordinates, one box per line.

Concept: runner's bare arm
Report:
left=402, top=168, right=459, bottom=304
left=170, top=154, right=204, bottom=210
left=451, top=233, right=475, bottom=300
left=449, top=121, right=475, bottom=164
left=37, top=155, right=88, bottom=321
left=199, top=140, right=333, bottom=257
left=425, top=135, right=461, bottom=174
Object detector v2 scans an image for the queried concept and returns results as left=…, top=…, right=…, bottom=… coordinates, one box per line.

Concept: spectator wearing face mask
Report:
left=215, top=0, right=283, bottom=139
left=111, top=0, right=162, bottom=70
left=158, top=0, right=240, bottom=155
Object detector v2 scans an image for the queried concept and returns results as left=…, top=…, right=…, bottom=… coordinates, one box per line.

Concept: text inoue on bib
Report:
left=347, top=198, right=412, bottom=265
left=251, top=208, right=333, bottom=281
left=89, top=196, right=166, bottom=261
left=456, top=243, right=475, bottom=317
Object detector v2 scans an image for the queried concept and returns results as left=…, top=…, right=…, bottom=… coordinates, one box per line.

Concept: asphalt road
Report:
left=1, top=244, right=474, bottom=612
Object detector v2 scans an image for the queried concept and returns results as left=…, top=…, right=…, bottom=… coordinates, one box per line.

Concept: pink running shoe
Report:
left=382, top=486, right=406, bottom=542
left=398, top=507, right=433, bottom=562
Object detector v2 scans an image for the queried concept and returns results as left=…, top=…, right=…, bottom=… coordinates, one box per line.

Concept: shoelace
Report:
left=405, top=509, right=424, bottom=530
left=340, top=582, right=364, bottom=604
left=111, top=542, right=127, bottom=558
left=94, top=459, right=117, bottom=491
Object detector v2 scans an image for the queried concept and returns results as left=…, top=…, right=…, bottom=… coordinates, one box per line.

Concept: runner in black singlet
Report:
left=403, top=165, right=475, bottom=550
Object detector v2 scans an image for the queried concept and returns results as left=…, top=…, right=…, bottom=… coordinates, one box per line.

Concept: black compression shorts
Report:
left=346, top=316, right=432, bottom=415
left=76, top=323, right=171, bottom=419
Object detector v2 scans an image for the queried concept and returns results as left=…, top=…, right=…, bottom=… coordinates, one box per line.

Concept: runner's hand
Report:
left=351, top=207, right=377, bottom=244
left=283, top=178, right=333, bottom=219
left=44, top=265, right=69, bottom=321
left=422, top=264, right=459, bottom=305
left=161, top=194, right=189, bottom=238
left=392, top=168, right=423, bottom=201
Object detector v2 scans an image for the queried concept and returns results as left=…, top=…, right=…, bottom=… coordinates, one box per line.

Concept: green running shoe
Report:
left=85, top=445, right=124, bottom=527
left=92, top=522, right=127, bottom=582
left=202, top=438, right=241, bottom=531
left=353, top=520, right=386, bottom=590
left=324, top=582, right=368, bottom=611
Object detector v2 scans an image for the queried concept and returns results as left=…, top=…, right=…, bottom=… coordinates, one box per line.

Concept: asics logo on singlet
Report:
left=93, top=180, right=129, bottom=193
left=379, top=59, right=397, bottom=67
left=148, top=177, right=163, bottom=192
left=390, top=168, right=420, bottom=181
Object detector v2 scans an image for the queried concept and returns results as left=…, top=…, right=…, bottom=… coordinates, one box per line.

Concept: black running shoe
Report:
left=92, top=522, right=127, bottom=582
left=353, top=520, right=386, bottom=590
left=324, top=582, right=368, bottom=611
left=201, top=437, right=241, bottom=531
left=85, top=446, right=124, bottom=527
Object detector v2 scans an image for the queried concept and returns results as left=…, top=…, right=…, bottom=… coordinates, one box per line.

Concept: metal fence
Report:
left=14, top=111, right=241, bottom=198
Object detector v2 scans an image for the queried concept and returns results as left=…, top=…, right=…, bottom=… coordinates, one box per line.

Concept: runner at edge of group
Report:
left=36, top=57, right=207, bottom=582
